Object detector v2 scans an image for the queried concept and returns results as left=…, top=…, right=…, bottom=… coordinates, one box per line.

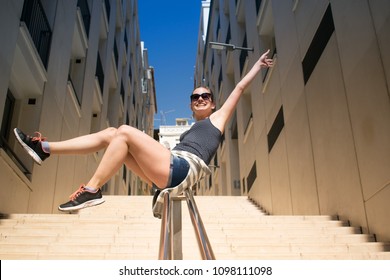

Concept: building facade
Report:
left=195, top=0, right=390, bottom=241
left=158, top=118, right=193, bottom=150
left=0, top=0, right=156, bottom=213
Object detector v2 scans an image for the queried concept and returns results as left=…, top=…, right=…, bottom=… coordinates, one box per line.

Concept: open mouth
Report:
left=195, top=101, right=208, bottom=106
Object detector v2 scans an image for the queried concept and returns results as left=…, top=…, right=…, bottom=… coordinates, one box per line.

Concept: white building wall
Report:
left=159, top=120, right=193, bottom=150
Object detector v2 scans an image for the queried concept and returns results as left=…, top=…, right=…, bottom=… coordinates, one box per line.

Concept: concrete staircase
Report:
left=1, top=195, right=390, bottom=260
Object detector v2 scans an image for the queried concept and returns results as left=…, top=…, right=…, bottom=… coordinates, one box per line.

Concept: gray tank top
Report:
left=173, top=118, right=222, bottom=165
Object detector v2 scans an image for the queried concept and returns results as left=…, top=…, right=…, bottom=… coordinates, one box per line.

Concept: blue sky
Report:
left=137, top=1, right=203, bottom=127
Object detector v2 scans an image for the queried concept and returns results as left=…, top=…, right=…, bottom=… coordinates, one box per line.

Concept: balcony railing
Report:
left=21, top=0, right=52, bottom=69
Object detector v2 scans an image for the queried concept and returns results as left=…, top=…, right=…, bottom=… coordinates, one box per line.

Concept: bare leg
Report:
left=124, top=154, right=153, bottom=186
left=57, top=125, right=171, bottom=211
left=86, top=125, right=171, bottom=189
left=48, top=127, right=117, bottom=155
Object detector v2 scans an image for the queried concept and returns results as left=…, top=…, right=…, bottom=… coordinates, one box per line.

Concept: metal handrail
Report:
left=158, top=191, right=172, bottom=260
left=184, top=188, right=216, bottom=260
left=158, top=187, right=215, bottom=260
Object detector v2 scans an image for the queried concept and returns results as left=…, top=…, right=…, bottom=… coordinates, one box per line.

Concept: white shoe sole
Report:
left=58, top=198, right=105, bottom=212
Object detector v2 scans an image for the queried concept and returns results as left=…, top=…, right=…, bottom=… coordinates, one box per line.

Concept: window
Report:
left=239, top=34, right=249, bottom=76
left=302, top=4, right=334, bottom=84
left=247, top=161, right=257, bottom=192
left=77, top=0, right=91, bottom=37
left=0, top=90, right=32, bottom=178
left=20, top=0, right=52, bottom=69
left=258, top=0, right=276, bottom=83
left=68, top=58, right=85, bottom=106
left=267, top=106, right=284, bottom=152
left=241, top=91, right=253, bottom=140
left=255, top=0, right=263, bottom=14
left=0, top=90, right=15, bottom=145
left=69, top=0, right=89, bottom=106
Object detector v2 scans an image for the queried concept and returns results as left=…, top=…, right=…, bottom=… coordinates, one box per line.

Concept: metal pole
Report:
left=172, top=197, right=183, bottom=260
left=158, top=191, right=173, bottom=260
left=184, top=188, right=216, bottom=260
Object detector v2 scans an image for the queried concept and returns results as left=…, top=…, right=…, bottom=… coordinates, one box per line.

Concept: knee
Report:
left=116, top=125, right=135, bottom=138
left=102, top=127, right=117, bottom=144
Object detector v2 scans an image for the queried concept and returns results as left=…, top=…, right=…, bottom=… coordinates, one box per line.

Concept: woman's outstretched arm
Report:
left=210, top=50, right=273, bottom=132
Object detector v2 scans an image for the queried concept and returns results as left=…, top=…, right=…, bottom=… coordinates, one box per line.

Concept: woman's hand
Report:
left=259, top=49, right=274, bottom=68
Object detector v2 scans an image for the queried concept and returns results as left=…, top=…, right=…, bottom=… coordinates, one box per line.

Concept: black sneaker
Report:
left=152, top=186, right=161, bottom=211
left=152, top=188, right=163, bottom=219
left=58, top=185, right=105, bottom=212
left=14, top=128, right=50, bottom=165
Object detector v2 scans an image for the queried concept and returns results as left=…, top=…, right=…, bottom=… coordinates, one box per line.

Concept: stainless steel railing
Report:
left=158, top=191, right=173, bottom=260
left=158, top=187, right=215, bottom=260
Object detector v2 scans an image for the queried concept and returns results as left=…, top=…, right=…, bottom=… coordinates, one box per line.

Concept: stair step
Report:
left=213, top=234, right=376, bottom=244
left=219, top=252, right=390, bottom=260
left=1, top=195, right=389, bottom=260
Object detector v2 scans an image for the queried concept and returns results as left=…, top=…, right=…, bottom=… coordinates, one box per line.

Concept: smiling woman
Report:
left=189, top=87, right=216, bottom=121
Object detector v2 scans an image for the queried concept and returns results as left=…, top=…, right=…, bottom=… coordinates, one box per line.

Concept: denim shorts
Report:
left=152, top=150, right=211, bottom=218
left=166, top=154, right=190, bottom=188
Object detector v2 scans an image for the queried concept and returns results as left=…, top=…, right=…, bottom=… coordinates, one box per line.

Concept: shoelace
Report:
left=31, top=132, right=47, bottom=142
left=69, top=185, right=86, bottom=201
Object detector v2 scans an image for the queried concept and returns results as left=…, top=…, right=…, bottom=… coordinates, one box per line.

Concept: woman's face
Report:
left=190, top=87, right=215, bottom=120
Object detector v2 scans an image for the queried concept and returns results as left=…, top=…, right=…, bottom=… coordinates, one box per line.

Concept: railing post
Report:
left=172, top=197, right=183, bottom=260
left=158, top=191, right=172, bottom=260
left=158, top=187, right=215, bottom=260
left=184, top=188, right=216, bottom=260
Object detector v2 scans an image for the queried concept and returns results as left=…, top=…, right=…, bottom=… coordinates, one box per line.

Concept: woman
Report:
left=14, top=50, right=273, bottom=213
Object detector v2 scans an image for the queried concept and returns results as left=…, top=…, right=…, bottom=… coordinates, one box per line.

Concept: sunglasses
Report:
left=190, top=93, right=212, bottom=102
